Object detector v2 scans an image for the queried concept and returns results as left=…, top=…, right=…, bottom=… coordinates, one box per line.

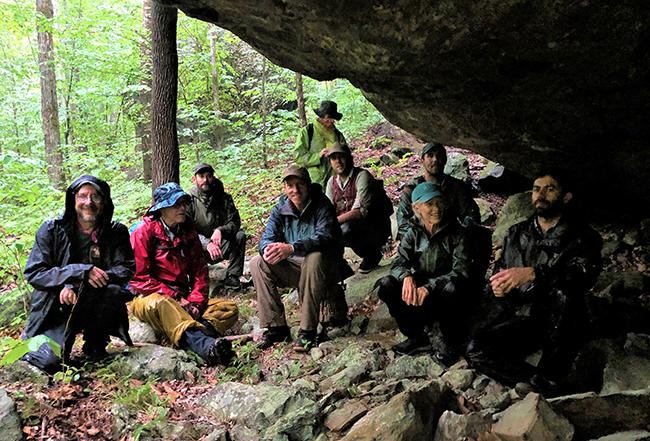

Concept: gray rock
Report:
left=472, top=374, right=492, bottom=392
left=434, top=410, right=494, bottom=441
left=198, top=382, right=315, bottom=432
left=342, top=379, right=451, bottom=441
left=110, top=403, right=131, bottom=439
left=445, top=152, right=471, bottom=185
left=128, top=320, right=159, bottom=344
left=260, top=402, right=324, bottom=441
left=623, top=229, right=640, bottom=247
left=230, top=424, right=259, bottom=441
left=325, top=400, right=368, bottom=432
left=492, top=191, right=535, bottom=246
left=478, top=162, right=531, bottom=195
left=590, top=430, right=650, bottom=441
left=240, top=316, right=261, bottom=336
left=0, top=360, right=49, bottom=386
left=320, top=342, right=386, bottom=389
left=344, top=263, right=391, bottom=306
left=549, top=389, right=650, bottom=440
left=385, top=354, right=444, bottom=380
left=380, top=153, right=399, bottom=166
left=441, top=368, right=474, bottom=391
left=624, top=333, right=650, bottom=357
left=479, top=381, right=512, bottom=411
left=111, top=345, right=201, bottom=382
left=594, top=271, right=647, bottom=298
left=0, top=389, right=23, bottom=441
left=391, top=146, right=412, bottom=158
left=349, top=315, right=369, bottom=335
left=475, top=198, right=495, bottom=224
left=310, top=347, right=324, bottom=360
left=602, top=353, right=650, bottom=394
left=365, top=303, right=397, bottom=334
left=204, top=427, right=231, bottom=441
left=493, top=393, right=573, bottom=441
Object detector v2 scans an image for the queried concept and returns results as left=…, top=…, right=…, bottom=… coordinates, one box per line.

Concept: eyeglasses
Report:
left=75, top=193, right=102, bottom=203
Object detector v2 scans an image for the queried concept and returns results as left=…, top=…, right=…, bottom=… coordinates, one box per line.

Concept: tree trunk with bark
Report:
left=150, top=2, right=179, bottom=189
left=295, top=72, right=307, bottom=128
left=37, top=0, right=66, bottom=188
left=261, top=56, right=268, bottom=168
left=209, top=24, right=223, bottom=149
left=136, top=0, right=153, bottom=181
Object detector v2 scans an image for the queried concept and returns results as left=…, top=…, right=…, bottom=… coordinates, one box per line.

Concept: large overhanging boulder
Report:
left=160, top=0, right=650, bottom=216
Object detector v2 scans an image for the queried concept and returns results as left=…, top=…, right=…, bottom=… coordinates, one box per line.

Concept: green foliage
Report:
left=216, top=339, right=261, bottom=384
left=0, top=334, right=61, bottom=366
left=53, top=364, right=82, bottom=383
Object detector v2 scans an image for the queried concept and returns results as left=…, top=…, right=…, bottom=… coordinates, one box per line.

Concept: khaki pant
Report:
left=131, top=293, right=238, bottom=346
left=250, top=252, right=347, bottom=332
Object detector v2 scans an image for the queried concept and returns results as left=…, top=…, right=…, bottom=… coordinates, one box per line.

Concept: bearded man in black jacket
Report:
left=22, top=175, right=135, bottom=373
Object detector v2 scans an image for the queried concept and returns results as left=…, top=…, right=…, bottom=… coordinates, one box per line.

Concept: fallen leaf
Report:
left=87, top=427, right=100, bottom=435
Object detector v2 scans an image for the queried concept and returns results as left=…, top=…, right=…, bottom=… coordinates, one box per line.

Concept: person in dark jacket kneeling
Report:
left=23, top=175, right=135, bottom=373
left=466, top=168, right=603, bottom=396
left=130, top=183, right=238, bottom=366
left=378, top=181, right=475, bottom=364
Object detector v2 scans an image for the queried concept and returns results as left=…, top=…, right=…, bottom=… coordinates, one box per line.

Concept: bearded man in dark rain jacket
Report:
left=22, top=175, right=135, bottom=373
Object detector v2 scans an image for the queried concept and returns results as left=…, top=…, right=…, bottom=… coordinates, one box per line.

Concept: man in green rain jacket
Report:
left=294, top=100, right=347, bottom=187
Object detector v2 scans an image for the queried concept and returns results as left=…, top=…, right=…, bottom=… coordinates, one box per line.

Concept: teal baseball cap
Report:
left=411, top=182, right=443, bottom=203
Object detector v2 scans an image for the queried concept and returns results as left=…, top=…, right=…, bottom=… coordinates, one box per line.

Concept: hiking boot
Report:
left=435, top=345, right=461, bottom=366
left=391, top=334, right=432, bottom=355
left=293, top=330, right=317, bottom=353
left=224, top=275, right=242, bottom=290
left=358, top=253, right=382, bottom=274
left=82, top=341, right=108, bottom=362
left=207, top=338, right=234, bottom=366
left=257, top=325, right=291, bottom=350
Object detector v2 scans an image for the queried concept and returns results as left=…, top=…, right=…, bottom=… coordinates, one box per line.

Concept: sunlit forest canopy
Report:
left=0, top=0, right=385, bottom=240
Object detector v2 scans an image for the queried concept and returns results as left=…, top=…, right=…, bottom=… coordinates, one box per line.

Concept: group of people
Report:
left=20, top=100, right=603, bottom=396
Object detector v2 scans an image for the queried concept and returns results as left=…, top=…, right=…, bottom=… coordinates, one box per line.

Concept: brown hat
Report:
left=282, top=164, right=311, bottom=184
left=194, top=162, right=214, bottom=175
left=313, top=101, right=343, bottom=120
left=327, top=142, right=352, bottom=157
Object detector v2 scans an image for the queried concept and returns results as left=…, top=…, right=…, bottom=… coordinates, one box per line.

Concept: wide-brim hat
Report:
left=327, top=142, right=352, bottom=157
left=282, top=164, right=311, bottom=184
left=412, top=182, right=443, bottom=203
left=194, top=162, right=214, bottom=175
left=149, top=182, right=190, bottom=212
left=313, top=100, right=343, bottom=121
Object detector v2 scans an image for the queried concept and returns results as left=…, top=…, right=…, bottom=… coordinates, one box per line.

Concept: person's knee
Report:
left=340, top=222, right=353, bottom=238
left=377, top=275, right=399, bottom=302
left=250, top=254, right=264, bottom=275
left=235, top=230, right=246, bottom=245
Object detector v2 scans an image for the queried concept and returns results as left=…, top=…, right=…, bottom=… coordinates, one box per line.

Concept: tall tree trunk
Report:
left=136, top=0, right=153, bottom=181
left=209, top=24, right=223, bottom=150
left=261, top=57, right=268, bottom=168
left=150, top=2, right=179, bottom=189
left=37, top=0, right=65, bottom=188
left=295, top=72, right=307, bottom=128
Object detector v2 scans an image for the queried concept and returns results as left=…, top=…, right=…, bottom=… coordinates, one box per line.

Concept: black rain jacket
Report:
left=23, top=175, right=135, bottom=340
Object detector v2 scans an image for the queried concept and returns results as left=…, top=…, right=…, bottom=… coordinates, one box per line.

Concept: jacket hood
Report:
left=62, top=175, right=114, bottom=230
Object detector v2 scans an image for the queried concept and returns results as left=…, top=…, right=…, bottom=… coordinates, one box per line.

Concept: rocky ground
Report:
left=2, top=123, right=650, bottom=441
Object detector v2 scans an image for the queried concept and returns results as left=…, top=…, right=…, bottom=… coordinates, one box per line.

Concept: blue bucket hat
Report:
left=149, top=182, right=190, bottom=212
left=412, top=182, right=443, bottom=203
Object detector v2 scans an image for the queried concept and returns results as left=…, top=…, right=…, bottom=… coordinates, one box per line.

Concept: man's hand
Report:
left=88, top=266, right=109, bottom=288
left=207, top=241, right=223, bottom=260
left=263, top=243, right=293, bottom=265
left=490, top=267, right=536, bottom=297
left=401, top=276, right=418, bottom=306
left=59, top=286, right=78, bottom=305
left=210, top=229, right=222, bottom=247
left=178, top=298, right=201, bottom=320
left=319, top=147, right=329, bottom=158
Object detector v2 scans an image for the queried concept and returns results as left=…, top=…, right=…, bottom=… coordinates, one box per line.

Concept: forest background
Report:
left=0, top=0, right=388, bottom=328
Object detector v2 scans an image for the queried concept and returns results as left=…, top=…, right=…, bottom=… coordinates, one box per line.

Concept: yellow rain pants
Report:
left=131, top=293, right=239, bottom=345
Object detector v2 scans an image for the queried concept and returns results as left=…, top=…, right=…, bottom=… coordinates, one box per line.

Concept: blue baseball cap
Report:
left=149, top=182, right=190, bottom=212
left=412, top=182, right=443, bottom=203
